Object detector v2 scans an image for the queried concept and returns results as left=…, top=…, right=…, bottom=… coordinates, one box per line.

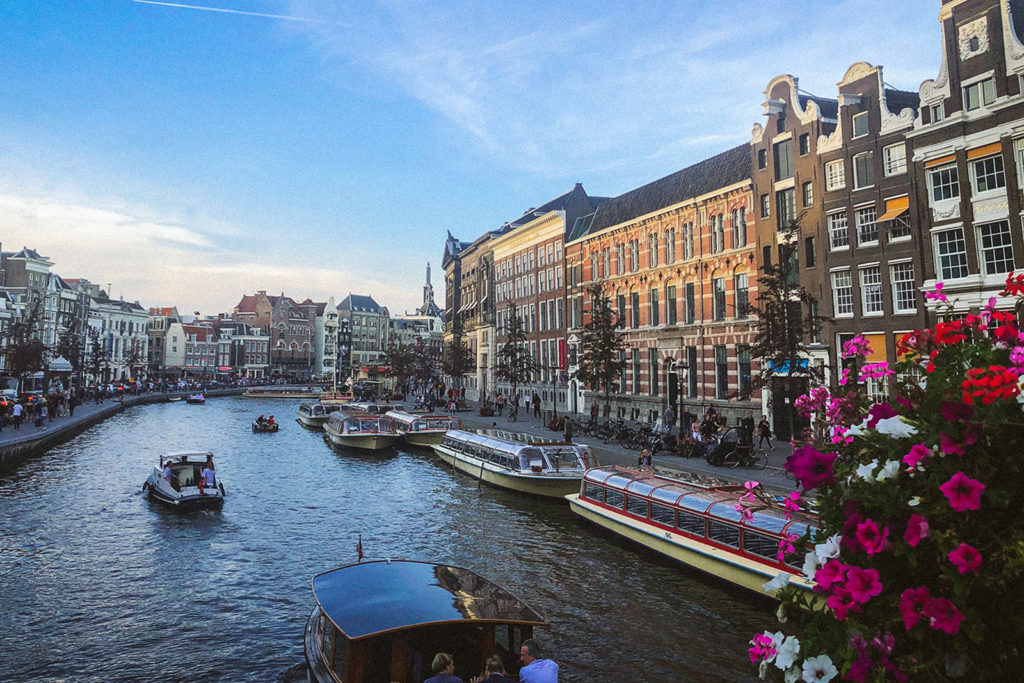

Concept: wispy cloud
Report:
left=130, top=0, right=331, bottom=24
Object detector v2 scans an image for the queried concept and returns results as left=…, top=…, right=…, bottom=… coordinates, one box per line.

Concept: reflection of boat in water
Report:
left=241, top=386, right=323, bottom=399
left=385, top=410, right=462, bottom=446
left=167, top=396, right=183, bottom=403
left=432, top=430, right=596, bottom=499
left=567, top=466, right=817, bottom=596
left=185, top=394, right=205, bottom=404
left=323, top=412, right=401, bottom=451
left=296, top=402, right=340, bottom=429
left=304, top=560, right=546, bottom=683
left=143, top=451, right=225, bottom=509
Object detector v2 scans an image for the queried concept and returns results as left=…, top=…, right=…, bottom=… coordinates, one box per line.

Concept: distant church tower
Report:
left=416, top=262, right=443, bottom=319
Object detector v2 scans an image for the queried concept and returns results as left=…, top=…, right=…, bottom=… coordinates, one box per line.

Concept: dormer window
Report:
left=930, top=103, right=945, bottom=123
left=852, top=112, right=869, bottom=138
left=963, top=77, right=995, bottom=111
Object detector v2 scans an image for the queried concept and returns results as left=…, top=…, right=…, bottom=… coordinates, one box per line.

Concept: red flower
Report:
left=948, top=543, right=982, bottom=575
left=898, top=586, right=930, bottom=630
left=784, top=444, right=838, bottom=491
left=923, top=596, right=966, bottom=634
left=939, top=471, right=985, bottom=511
left=1000, top=271, right=1024, bottom=296
left=933, top=320, right=967, bottom=345
left=961, top=365, right=1021, bottom=406
left=904, top=514, right=930, bottom=547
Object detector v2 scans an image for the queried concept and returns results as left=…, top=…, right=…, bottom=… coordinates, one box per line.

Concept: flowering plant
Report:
left=750, top=275, right=1024, bottom=681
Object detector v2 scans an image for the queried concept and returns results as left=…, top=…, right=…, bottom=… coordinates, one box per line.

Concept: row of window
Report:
left=495, top=298, right=565, bottom=336
left=935, top=220, right=1016, bottom=280
left=497, top=242, right=565, bottom=280
left=831, top=262, right=917, bottom=317
left=611, top=344, right=752, bottom=401
left=827, top=203, right=911, bottom=250
left=606, top=274, right=750, bottom=328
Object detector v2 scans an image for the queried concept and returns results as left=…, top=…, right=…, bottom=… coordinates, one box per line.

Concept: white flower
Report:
left=814, top=535, right=842, bottom=564
left=845, top=418, right=868, bottom=436
left=801, top=654, right=839, bottom=682
left=876, top=459, right=901, bottom=481
left=784, top=666, right=802, bottom=683
left=763, top=572, right=791, bottom=593
left=759, top=660, right=769, bottom=679
left=874, top=416, right=919, bottom=437
left=855, top=459, right=878, bottom=481
left=775, top=635, right=801, bottom=670
left=776, top=602, right=789, bottom=624
left=801, top=551, right=820, bottom=579
left=908, top=496, right=922, bottom=507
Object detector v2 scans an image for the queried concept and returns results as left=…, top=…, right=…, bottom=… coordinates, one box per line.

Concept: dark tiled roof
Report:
left=799, top=95, right=839, bottom=120
left=884, top=88, right=920, bottom=114
left=587, top=145, right=751, bottom=234
left=338, top=294, right=382, bottom=313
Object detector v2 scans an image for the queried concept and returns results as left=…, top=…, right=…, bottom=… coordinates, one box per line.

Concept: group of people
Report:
left=161, top=453, right=216, bottom=492
left=1, top=391, right=82, bottom=432
left=481, top=391, right=543, bottom=422
left=424, top=639, right=558, bottom=683
left=255, top=414, right=276, bottom=426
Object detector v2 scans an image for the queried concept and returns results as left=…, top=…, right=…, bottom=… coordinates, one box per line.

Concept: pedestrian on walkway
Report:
left=757, top=415, right=773, bottom=449
left=663, top=404, right=676, bottom=437
left=589, top=401, right=599, bottom=429
left=523, top=393, right=530, bottom=416
left=69, top=392, right=78, bottom=417
left=532, top=392, right=541, bottom=419
left=13, top=401, right=23, bottom=429
left=563, top=418, right=572, bottom=444
left=509, top=394, right=519, bottom=422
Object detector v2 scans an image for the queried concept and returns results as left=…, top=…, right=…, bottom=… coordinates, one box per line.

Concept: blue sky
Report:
left=0, top=0, right=940, bottom=315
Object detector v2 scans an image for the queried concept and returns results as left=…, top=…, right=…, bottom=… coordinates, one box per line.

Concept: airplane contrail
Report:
left=130, top=0, right=324, bottom=24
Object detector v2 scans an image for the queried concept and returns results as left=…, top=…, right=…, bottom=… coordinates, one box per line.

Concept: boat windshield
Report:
left=541, top=445, right=583, bottom=470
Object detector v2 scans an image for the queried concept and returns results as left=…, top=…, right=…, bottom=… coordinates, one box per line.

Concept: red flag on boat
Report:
left=356, top=535, right=364, bottom=562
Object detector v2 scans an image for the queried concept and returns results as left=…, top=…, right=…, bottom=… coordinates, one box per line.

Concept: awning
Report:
left=878, top=196, right=909, bottom=221
left=967, top=142, right=1002, bottom=160
left=48, top=356, right=73, bottom=372
left=925, top=153, right=956, bottom=168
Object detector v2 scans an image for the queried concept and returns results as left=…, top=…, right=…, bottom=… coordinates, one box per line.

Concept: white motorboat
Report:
left=323, top=412, right=401, bottom=452
left=144, top=451, right=225, bottom=509
left=296, top=402, right=339, bottom=429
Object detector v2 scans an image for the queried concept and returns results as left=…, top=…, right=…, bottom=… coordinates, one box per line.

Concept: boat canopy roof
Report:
left=160, top=451, right=213, bottom=464
left=386, top=410, right=462, bottom=429
left=312, top=560, right=545, bottom=641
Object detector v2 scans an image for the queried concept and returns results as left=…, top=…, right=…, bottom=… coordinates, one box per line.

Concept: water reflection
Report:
left=0, top=398, right=763, bottom=681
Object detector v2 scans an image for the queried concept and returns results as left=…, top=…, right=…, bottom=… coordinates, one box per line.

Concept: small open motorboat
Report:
left=144, top=451, right=225, bottom=509
left=185, top=394, right=206, bottom=405
left=252, top=419, right=279, bottom=433
left=304, top=560, right=546, bottom=683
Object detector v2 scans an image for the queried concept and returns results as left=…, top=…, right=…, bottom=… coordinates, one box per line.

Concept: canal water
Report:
left=0, top=398, right=766, bottom=681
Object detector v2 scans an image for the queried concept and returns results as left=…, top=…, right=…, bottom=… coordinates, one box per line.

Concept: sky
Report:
left=0, top=0, right=941, bottom=316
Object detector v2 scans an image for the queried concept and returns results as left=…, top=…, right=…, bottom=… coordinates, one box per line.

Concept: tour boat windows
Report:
left=650, top=503, right=675, bottom=527
left=626, top=496, right=649, bottom=518
left=676, top=512, right=706, bottom=537
left=604, top=489, right=625, bottom=509
left=583, top=482, right=604, bottom=501
left=746, top=511, right=789, bottom=534
left=707, top=521, right=741, bottom=549
left=742, top=531, right=779, bottom=561
left=677, top=492, right=717, bottom=513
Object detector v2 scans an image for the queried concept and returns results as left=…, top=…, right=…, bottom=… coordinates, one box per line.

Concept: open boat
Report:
left=323, top=412, right=401, bottom=452
left=566, top=466, right=816, bottom=596
left=385, top=410, right=462, bottom=447
left=143, top=451, right=225, bottom=509
left=305, top=560, right=545, bottom=683
left=432, top=430, right=596, bottom=499
left=296, top=402, right=340, bottom=429
left=252, top=419, right=279, bottom=433
left=185, top=394, right=205, bottom=404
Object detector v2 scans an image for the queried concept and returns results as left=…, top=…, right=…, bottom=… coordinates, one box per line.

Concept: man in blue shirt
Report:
left=519, top=639, right=558, bottom=683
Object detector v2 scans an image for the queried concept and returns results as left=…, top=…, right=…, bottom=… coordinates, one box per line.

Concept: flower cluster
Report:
left=751, top=277, right=1024, bottom=680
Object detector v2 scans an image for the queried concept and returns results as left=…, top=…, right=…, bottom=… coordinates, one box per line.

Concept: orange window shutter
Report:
left=925, top=153, right=957, bottom=168
left=966, top=142, right=1003, bottom=160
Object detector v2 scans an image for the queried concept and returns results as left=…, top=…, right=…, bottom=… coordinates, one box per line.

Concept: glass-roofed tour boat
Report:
left=296, top=402, right=340, bottom=429
left=432, top=429, right=597, bottom=499
left=385, top=410, right=463, bottom=446
left=323, top=411, right=401, bottom=452
left=567, top=466, right=817, bottom=596
left=305, top=559, right=546, bottom=683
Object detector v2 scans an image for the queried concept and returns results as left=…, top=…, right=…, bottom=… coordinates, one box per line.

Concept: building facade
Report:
left=337, top=294, right=389, bottom=381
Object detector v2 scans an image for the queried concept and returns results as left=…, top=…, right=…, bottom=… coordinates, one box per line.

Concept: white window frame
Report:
left=825, top=160, right=846, bottom=191
left=828, top=211, right=848, bottom=251
left=831, top=269, right=854, bottom=317
left=928, top=164, right=960, bottom=203
left=977, top=220, right=1015, bottom=275
left=856, top=206, right=878, bottom=246
left=890, top=261, right=916, bottom=314
left=802, top=181, right=813, bottom=207
left=883, top=143, right=907, bottom=176
left=853, top=151, right=875, bottom=189
left=963, top=76, right=996, bottom=111
left=971, top=154, right=1006, bottom=194
left=859, top=265, right=883, bottom=316
left=934, top=227, right=970, bottom=280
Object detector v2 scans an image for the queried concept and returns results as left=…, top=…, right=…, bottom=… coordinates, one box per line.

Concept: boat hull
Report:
left=566, top=493, right=812, bottom=595
left=434, top=446, right=582, bottom=498
left=145, top=475, right=224, bottom=509
left=401, top=431, right=446, bottom=447
left=296, top=415, right=329, bottom=429
left=324, top=431, right=400, bottom=451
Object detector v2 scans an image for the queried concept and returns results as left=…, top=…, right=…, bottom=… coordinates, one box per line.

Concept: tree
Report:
left=411, top=338, right=440, bottom=385
left=1, top=298, right=48, bottom=393
left=380, top=339, right=418, bottom=392
left=85, top=328, right=110, bottom=385
left=573, top=284, right=625, bottom=416
left=746, top=218, right=829, bottom=441
left=124, top=338, right=147, bottom=382
left=442, top=318, right=475, bottom=388
left=53, top=318, right=83, bottom=381
left=494, top=304, right=536, bottom=402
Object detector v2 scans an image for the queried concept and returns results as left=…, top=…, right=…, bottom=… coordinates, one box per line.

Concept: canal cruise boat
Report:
left=385, top=410, right=463, bottom=447
left=432, top=430, right=597, bottom=499
left=305, top=560, right=546, bottom=683
left=349, top=401, right=398, bottom=415
left=323, top=412, right=401, bottom=452
left=297, top=402, right=340, bottom=429
left=566, top=466, right=816, bottom=596
left=144, top=451, right=225, bottom=509
left=242, top=386, right=324, bottom=399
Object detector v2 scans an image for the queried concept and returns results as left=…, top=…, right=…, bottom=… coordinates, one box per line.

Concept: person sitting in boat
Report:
left=518, top=639, right=559, bottom=683
left=256, top=414, right=266, bottom=425
left=267, top=415, right=276, bottom=426
left=162, top=461, right=180, bottom=492
left=424, top=652, right=463, bottom=683
left=471, top=655, right=515, bottom=683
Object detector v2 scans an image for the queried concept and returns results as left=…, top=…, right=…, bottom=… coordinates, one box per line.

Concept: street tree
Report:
left=1, top=298, right=48, bottom=393
left=124, top=338, right=147, bottom=382
left=745, top=218, right=829, bottom=441
left=442, top=318, right=475, bottom=389
left=85, top=328, right=110, bottom=385
left=494, top=304, right=536, bottom=403
left=573, top=284, right=625, bottom=417
left=53, top=318, right=83, bottom=381
left=380, top=339, right=418, bottom=393
left=411, top=338, right=440, bottom=385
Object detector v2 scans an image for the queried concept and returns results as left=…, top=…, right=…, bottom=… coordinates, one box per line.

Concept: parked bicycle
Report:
left=704, top=427, right=766, bottom=468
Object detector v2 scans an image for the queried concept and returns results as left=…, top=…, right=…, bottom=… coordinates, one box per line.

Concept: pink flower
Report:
left=842, top=335, right=872, bottom=359
left=855, top=519, right=890, bottom=556
left=939, top=430, right=978, bottom=455
left=733, top=503, right=754, bottom=522
left=925, top=282, right=948, bottom=302
left=948, top=543, right=982, bottom=575
left=898, top=586, right=930, bottom=630
left=826, top=586, right=862, bottom=621
left=845, top=565, right=883, bottom=604
left=814, top=559, right=847, bottom=591
left=865, top=402, right=898, bottom=429
left=783, top=491, right=801, bottom=519
left=904, top=514, right=930, bottom=547
left=923, top=596, right=966, bottom=634
left=777, top=533, right=797, bottom=562
left=748, top=633, right=776, bottom=663
left=902, top=444, right=931, bottom=469
left=939, top=471, right=985, bottom=511
left=784, top=444, right=838, bottom=491
left=860, top=362, right=895, bottom=380
left=940, top=401, right=974, bottom=423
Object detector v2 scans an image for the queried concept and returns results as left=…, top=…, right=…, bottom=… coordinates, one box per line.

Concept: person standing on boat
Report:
left=424, top=652, right=463, bottom=683
left=519, top=639, right=558, bottom=683
left=163, top=461, right=180, bottom=491
left=201, top=455, right=216, bottom=488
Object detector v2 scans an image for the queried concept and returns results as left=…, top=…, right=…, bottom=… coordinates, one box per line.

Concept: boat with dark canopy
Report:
left=305, top=559, right=546, bottom=683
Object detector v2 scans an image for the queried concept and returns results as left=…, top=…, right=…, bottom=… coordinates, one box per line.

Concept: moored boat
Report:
left=304, top=559, right=546, bottom=683
left=349, top=401, right=398, bottom=415
left=241, top=386, right=323, bottom=399
left=318, top=391, right=354, bottom=407
left=385, top=410, right=462, bottom=446
left=296, top=402, right=339, bottom=429
left=432, top=430, right=596, bottom=499
left=185, top=393, right=205, bottom=404
left=323, top=412, right=401, bottom=451
left=143, top=451, right=225, bottom=509
left=566, top=466, right=816, bottom=596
